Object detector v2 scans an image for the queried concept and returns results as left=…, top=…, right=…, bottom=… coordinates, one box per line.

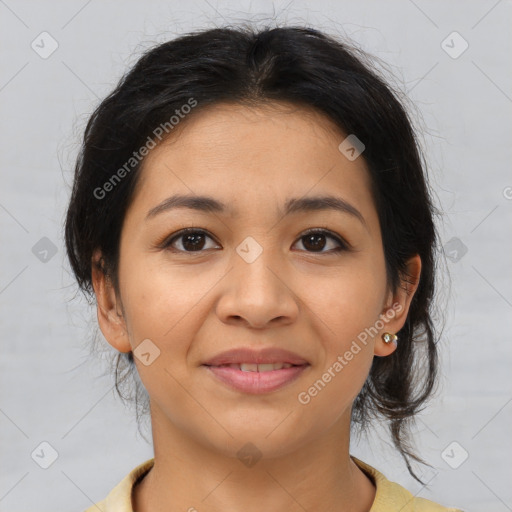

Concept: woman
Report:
left=65, top=25, right=463, bottom=511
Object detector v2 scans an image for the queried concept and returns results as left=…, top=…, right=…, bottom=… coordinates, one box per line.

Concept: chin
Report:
left=199, top=414, right=315, bottom=461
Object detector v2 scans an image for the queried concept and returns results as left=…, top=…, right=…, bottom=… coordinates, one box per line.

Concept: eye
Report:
left=292, top=228, right=349, bottom=254
left=162, top=228, right=220, bottom=253
left=160, top=227, right=349, bottom=254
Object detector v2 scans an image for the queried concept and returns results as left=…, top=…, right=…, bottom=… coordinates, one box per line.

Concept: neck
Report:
left=133, top=405, right=376, bottom=512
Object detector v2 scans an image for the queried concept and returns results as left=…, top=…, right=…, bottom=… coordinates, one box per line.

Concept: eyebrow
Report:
left=145, top=193, right=367, bottom=229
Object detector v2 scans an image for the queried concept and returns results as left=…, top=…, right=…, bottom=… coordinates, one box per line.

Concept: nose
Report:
left=215, top=247, right=299, bottom=329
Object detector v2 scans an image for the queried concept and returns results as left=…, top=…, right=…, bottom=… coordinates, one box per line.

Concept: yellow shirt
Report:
left=84, top=455, right=463, bottom=511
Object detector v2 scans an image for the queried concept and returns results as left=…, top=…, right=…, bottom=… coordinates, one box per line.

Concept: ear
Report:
left=91, top=249, right=132, bottom=353
left=374, top=254, right=422, bottom=357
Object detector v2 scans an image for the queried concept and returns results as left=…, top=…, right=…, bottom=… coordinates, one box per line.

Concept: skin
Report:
left=92, top=101, right=421, bottom=512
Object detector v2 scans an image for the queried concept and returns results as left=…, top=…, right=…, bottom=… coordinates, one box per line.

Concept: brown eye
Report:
left=164, top=229, right=219, bottom=253
left=293, top=229, right=348, bottom=254
left=160, top=228, right=348, bottom=255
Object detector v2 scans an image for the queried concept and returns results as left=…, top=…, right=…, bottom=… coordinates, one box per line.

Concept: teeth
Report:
left=240, top=363, right=258, bottom=372
left=233, top=363, right=294, bottom=372
left=258, top=364, right=277, bottom=372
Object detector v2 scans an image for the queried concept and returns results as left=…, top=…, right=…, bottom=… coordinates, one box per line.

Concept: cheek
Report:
left=117, top=256, right=176, bottom=340
left=118, top=256, right=222, bottom=359
left=300, top=253, right=386, bottom=399
left=293, top=280, right=377, bottom=435
left=304, top=257, right=387, bottom=345
left=118, top=260, right=207, bottom=420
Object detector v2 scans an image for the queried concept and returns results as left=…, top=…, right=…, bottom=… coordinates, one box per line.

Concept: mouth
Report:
left=210, top=362, right=297, bottom=372
left=202, top=347, right=309, bottom=367
left=201, top=347, right=310, bottom=394
left=202, top=360, right=310, bottom=394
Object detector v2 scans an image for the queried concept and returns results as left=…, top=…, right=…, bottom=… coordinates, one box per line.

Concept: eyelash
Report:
left=158, top=227, right=350, bottom=255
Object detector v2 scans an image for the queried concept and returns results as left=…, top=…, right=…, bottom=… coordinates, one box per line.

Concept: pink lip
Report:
left=202, top=347, right=310, bottom=394
left=204, top=365, right=309, bottom=394
left=202, top=347, right=308, bottom=366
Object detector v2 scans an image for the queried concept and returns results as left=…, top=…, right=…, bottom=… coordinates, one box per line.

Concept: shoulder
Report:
left=414, top=496, right=464, bottom=511
left=351, top=456, right=464, bottom=512
left=83, top=458, right=155, bottom=512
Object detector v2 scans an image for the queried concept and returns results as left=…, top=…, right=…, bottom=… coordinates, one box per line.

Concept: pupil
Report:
left=183, top=233, right=205, bottom=251
left=303, top=234, right=326, bottom=252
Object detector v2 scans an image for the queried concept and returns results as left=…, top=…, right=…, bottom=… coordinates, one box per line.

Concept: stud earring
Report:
left=382, top=332, right=398, bottom=346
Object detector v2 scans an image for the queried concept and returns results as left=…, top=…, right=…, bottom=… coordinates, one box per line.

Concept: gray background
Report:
left=1, top=1, right=511, bottom=511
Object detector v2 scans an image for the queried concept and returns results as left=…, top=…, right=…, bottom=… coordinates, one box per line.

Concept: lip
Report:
left=202, top=347, right=309, bottom=366
left=202, top=347, right=310, bottom=394
left=204, top=364, right=309, bottom=394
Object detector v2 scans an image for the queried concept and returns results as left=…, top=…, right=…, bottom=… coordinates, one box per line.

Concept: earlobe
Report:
left=91, top=250, right=132, bottom=353
left=374, top=332, right=399, bottom=357
left=374, top=254, right=422, bottom=357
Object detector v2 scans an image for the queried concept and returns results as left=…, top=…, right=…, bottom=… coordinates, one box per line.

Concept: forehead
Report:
left=129, top=101, right=376, bottom=223
left=145, top=101, right=350, bottom=164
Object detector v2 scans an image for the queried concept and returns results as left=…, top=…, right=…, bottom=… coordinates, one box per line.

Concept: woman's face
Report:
left=94, top=102, right=416, bottom=459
